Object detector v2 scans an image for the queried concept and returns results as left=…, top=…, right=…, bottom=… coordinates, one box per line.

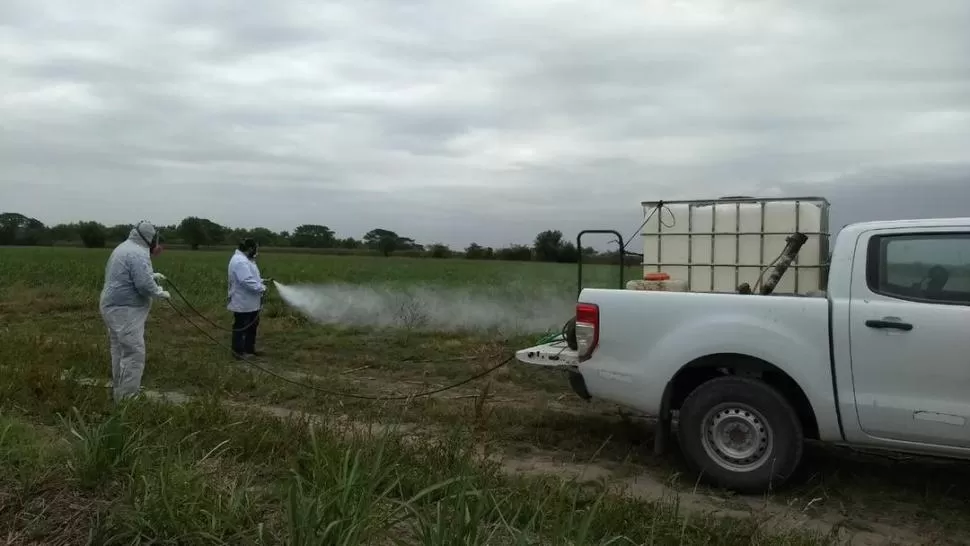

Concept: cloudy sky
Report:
left=2, top=0, right=968, bottom=248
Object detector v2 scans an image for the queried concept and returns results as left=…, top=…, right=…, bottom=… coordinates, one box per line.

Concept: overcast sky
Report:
left=2, top=0, right=968, bottom=248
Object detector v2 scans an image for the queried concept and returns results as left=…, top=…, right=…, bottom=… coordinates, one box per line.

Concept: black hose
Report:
left=164, top=298, right=512, bottom=401
left=164, top=277, right=261, bottom=333
left=619, top=201, right=677, bottom=253
left=562, top=317, right=577, bottom=351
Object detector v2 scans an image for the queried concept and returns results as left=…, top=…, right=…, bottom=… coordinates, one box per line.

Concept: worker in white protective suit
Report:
left=227, top=238, right=272, bottom=360
left=99, top=221, right=171, bottom=402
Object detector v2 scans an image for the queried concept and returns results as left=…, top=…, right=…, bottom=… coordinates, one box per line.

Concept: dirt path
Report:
left=66, top=377, right=953, bottom=546
left=498, top=454, right=937, bottom=546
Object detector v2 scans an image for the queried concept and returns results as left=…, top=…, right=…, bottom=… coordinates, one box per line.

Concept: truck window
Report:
left=866, top=233, right=970, bottom=305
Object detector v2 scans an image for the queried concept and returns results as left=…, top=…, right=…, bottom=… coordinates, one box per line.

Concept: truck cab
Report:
left=517, top=211, right=970, bottom=492
left=832, top=218, right=970, bottom=452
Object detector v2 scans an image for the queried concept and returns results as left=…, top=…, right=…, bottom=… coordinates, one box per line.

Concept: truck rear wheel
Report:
left=677, top=376, right=803, bottom=493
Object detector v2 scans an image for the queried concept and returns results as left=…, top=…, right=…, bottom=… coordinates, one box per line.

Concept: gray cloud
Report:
left=2, top=0, right=969, bottom=248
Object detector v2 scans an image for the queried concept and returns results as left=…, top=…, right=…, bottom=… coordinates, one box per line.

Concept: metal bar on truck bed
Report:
left=641, top=196, right=830, bottom=207
left=794, top=200, right=801, bottom=293
left=640, top=262, right=824, bottom=268
left=642, top=230, right=827, bottom=236
left=687, top=204, right=693, bottom=289
left=734, top=201, right=741, bottom=291
left=709, top=204, right=716, bottom=292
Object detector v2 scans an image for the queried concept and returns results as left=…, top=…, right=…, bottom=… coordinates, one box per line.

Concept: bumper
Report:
left=515, top=341, right=590, bottom=400
left=514, top=341, right=579, bottom=368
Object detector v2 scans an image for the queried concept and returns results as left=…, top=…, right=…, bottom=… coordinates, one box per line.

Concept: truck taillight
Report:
left=575, top=302, right=599, bottom=361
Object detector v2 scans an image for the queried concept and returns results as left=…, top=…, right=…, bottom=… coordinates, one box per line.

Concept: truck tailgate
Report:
left=515, top=341, right=579, bottom=368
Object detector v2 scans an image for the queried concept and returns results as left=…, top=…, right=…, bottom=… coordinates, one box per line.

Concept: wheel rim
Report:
left=700, top=403, right=773, bottom=473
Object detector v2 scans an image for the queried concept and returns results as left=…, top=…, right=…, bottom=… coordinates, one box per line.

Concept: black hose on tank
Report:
left=563, top=317, right=578, bottom=350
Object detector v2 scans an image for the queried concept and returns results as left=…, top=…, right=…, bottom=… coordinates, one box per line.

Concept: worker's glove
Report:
left=157, top=290, right=171, bottom=300
left=153, top=272, right=167, bottom=282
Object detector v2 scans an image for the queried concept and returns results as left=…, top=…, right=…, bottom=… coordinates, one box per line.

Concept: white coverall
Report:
left=98, top=222, right=169, bottom=402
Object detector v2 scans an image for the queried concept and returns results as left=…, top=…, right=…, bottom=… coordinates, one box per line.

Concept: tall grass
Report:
left=0, top=357, right=834, bottom=544
left=63, top=405, right=149, bottom=490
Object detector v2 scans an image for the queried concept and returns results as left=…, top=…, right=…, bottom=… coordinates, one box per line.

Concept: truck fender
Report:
left=646, top=315, right=840, bottom=442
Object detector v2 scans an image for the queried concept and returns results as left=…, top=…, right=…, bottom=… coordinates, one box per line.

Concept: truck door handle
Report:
left=865, top=319, right=913, bottom=331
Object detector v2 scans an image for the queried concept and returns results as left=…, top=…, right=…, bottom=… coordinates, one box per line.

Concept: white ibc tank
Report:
left=640, top=197, right=830, bottom=294
left=625, top=272, right=688, bottom=292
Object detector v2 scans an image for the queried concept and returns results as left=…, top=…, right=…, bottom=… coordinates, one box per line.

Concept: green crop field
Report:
left=0, top=245, right=637, bottom=300
left=1, top=246, right=968, bottom=545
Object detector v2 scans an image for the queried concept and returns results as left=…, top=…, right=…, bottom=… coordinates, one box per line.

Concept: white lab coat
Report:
left=227, top=249, right=266, bottom=313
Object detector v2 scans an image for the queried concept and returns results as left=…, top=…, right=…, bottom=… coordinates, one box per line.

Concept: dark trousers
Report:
left=231, top=311, right=260, bottom=355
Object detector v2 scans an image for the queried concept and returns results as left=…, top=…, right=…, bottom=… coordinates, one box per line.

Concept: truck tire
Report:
left=677, top=376, right=803, bottom=493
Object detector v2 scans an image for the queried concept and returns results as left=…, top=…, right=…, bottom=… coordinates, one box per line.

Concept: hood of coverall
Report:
left=128, top=222, right=162, bottom=255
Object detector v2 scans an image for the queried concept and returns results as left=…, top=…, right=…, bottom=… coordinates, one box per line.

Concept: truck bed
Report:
left=516, top=288, right=838, bottom=436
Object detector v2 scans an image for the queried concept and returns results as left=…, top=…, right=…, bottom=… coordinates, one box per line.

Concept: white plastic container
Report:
left=640, top=197, right=830, bottom=294
left=626, top=272, right=688, bottom=292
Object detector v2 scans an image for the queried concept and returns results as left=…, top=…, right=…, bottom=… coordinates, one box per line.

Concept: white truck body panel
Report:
left=517, top=215, right=970, bottom=465
left=566, top=289, right=842, bottom=441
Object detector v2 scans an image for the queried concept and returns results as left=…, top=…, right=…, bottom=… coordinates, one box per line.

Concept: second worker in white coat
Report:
left=227, top=238, right=271, bottom=359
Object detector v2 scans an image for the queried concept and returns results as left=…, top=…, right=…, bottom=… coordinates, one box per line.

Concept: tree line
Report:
left=0, top=212, right=634, bottom=264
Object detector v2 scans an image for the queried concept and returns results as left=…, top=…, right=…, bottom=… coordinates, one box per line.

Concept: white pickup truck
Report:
left=517, top=217, right=970, bottom=492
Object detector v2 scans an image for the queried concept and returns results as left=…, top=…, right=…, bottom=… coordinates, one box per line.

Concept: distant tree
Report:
left=177, top=217, right=206, bottom=250
left=363, top=228, right=413, bottom=257
left=249, top=227, right=282, bottom=246
left=496, top=244, right=532, bottom=261
left=336, top=237, right=360, bottom=249
left=106, top=224, right=134, bottom=242
left=0, top=212, right=581, bottom=264
left=533, top=230, right=565, bottom=262
left=557, top=241, right=579, bottom=263
left=0, top=212, right=46, bottom=246
left=429, top=243, right=451, bottom=259
left=78, top=222, right=107, bottom=248
left=202, top=219, right=226, bottom=245
left=290, top=224, right=335, bottom=248
left=465, top=242, right=487, bottom=260
left=177, top=216, right=226, bottom=250
left=47, top=223, right=78, bottom=243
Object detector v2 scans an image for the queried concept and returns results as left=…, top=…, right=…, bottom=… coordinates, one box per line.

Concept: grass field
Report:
left=1, top=246, right=969, bottom=545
